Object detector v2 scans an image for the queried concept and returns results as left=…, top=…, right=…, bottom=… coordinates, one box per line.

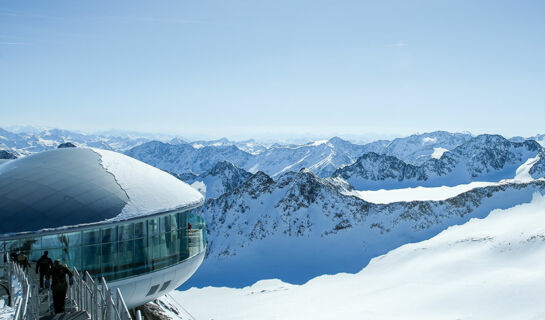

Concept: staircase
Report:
left=1, top=257, right=142, bottom=320
left=40, top=311, right=90, bottom=320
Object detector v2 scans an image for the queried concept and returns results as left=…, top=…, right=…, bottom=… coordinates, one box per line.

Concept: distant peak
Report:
left=207, top=160, right=239, bottom=174
left=328, top=136, right=347, bottom=144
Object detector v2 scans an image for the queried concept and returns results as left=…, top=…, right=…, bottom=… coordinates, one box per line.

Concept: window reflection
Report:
left=0, top=208, right=206, bottom=283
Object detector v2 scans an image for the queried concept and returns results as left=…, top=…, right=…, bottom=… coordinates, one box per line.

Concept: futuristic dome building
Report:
left=0, top=148, right=206, bottom=308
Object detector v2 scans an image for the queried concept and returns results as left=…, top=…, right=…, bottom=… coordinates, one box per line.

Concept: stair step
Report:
left=46, top=310, right=90, bottom=320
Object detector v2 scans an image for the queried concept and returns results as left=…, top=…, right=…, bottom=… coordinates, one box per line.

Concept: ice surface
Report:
left=174, top=193, right=545, bottom=320
left=93, top=148, right=204, bottom=220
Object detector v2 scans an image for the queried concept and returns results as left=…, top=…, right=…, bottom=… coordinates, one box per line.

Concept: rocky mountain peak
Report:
left=236, top=171, right=274, bottom=198
left=58, top=142, right=77, bottom=148
left=207, top=160, right=246, bottom=176
left=0, top=150, right=17, bottom=159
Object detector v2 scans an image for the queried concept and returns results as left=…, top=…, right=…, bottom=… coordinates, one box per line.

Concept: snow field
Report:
left=174, top=193, right=545, bottom=320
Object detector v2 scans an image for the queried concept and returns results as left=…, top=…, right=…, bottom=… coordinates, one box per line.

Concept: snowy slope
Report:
left=174, top=193, right=545, bottom=320
left=346, top=181, right=498, bottom=203
left=183, top=166, right=545, bottom=288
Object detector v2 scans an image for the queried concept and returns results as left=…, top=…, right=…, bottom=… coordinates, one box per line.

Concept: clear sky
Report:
left=1, top=0, right=544, bottom=140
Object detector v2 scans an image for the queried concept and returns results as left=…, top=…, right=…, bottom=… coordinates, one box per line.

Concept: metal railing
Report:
left=3, top=254, right=143, bottom=320
left=6, top=260, right=38, bottom=320
left=68, top=268, right=141, bottom=320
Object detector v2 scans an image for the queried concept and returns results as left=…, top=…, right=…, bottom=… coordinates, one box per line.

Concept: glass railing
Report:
left=0, top=208, right=206, bottom=282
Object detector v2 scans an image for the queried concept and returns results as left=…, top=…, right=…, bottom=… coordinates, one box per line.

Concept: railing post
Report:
left=106, top=290, right=113, bottom=320
left=81, top=279, right=85, bottom=310
left=7, top=260, right=12, bottom=307
left=93, top=280, right=99, bottom=320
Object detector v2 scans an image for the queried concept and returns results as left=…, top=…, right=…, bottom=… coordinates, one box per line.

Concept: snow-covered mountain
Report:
left=532, top=133, right=545, bottom=147
left=244, top=137, right=370, bottom=177
left=126, top=132, right=476, bottom=178
left=177, top=161, right=253, bottom=199
left=126, top=141, right=254, bottom=176
left=183, top=165, right=545, bottom=288
left=175, top=193, right=545, bottom=320
left=0, top=127, right=153, bottom=155
left=368, top=130, right=473, bottom=165
left=126, top=137, right=369, bottom=177
left=333, top=134, right=545, bottom=189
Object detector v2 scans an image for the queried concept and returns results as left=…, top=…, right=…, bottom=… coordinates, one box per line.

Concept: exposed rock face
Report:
left=131, top=295, right=195, bottom=320
left=58, top=142, right=77, bottom=148
left=0, top=150, right=17, bottom=159
left=176, top=161, right=253, bottom=199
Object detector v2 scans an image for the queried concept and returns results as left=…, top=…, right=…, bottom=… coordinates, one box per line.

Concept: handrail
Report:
left=69, top=266, right=135, bottom=320
left=3, top=253, right=138, bottom=320
left=6, top=257, right=35, bottom=320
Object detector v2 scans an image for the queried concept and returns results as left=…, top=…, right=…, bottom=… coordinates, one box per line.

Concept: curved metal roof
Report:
left=0, top=148, right=203, bottom=235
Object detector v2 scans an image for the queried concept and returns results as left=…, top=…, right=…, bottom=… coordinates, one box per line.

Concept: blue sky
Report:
left=1, top=0, right=544, bottom=140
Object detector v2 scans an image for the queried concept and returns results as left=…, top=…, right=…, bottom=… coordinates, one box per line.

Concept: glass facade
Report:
left=0, top=208, right=206, bottom=282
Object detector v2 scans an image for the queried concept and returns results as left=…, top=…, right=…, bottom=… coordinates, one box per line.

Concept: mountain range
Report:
left=0, top=127, right=155, bottom=156
left=3, top=126, right=545, bottom=291
left=126, top=131, right=541, bottom=179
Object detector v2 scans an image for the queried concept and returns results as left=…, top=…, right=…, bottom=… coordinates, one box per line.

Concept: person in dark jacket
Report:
left=17, top=253, right=30, bottom=271
left=48, top=259, right=73, bottom=314
left=36, top=251, right=53, bottom=289
left=10, top=252, right=18, bottom=264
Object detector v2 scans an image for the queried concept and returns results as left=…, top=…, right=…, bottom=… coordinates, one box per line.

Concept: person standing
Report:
left=36, top=251, right=53, bottom=289
left=48, top=259, right=73, bottom=314
left=17, top=253, right=30, bottom=271
left=10, top=252, right=18, bottom=264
